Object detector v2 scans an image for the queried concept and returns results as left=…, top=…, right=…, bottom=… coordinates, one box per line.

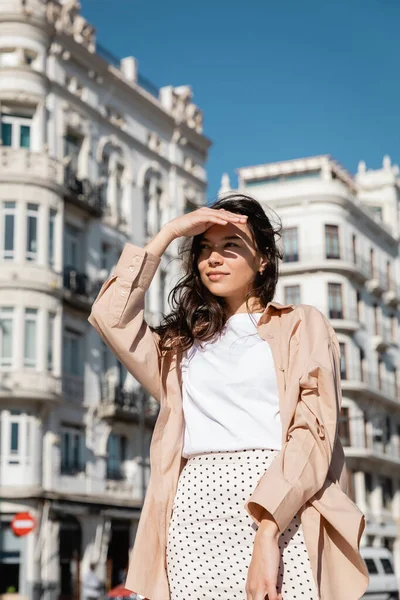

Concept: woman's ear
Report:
left=258, top=258, right=268, bottom=273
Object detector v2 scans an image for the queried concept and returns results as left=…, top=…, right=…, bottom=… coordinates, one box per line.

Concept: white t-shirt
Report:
left=181, top=312, right=282, bottom=458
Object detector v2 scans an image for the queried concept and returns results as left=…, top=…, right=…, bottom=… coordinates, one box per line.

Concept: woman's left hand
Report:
left=245, top=520, right=282, bottom=600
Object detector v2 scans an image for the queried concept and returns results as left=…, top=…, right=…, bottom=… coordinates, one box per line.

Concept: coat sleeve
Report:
left=244, top=307, right=342, bottom=532
left=87, top=243, right=162, bottom=402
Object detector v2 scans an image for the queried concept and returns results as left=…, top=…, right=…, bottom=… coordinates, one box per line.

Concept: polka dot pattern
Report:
left=166, top=448, right=319, bottom=600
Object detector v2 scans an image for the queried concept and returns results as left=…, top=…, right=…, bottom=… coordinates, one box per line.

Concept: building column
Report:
left=354, top=471, right=368, bottom=517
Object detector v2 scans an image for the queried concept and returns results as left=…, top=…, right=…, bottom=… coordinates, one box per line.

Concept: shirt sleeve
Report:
left=88, top=243, right=162, bottom=402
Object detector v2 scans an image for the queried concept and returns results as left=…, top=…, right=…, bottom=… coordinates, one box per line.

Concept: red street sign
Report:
left=11, top=512, right=36, bottom=537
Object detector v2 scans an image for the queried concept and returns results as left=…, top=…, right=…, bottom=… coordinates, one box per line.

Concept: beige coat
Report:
left=88, top=243, right=370, bottom=600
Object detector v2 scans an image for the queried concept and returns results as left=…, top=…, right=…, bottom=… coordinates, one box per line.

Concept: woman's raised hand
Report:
left=144, top=207, right=248, bottom=258
left=165, top=206, right=248, bottom=239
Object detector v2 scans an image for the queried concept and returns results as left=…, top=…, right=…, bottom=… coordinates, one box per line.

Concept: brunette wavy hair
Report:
left=151, top=193, right=283, bottom=355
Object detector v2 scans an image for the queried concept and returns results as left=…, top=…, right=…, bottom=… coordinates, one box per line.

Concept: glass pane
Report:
left=62, top=432, right=70, bottom=467
left=47, top=314, right=55, bottom=371
left=49, top=210, right=56, bottom=267
left=1, top=122, right=12, bottom=146
left=73, top=433, right=80, bottom=467
left=10, top=422, right=19, bottom=452
left=26, top=215, right=37, bottom=260
left=4, top=214, right=15, bottom=257
left=24, top=313, right=37, bottom=367
left=20, top=125, right=30, bottom=149
left=70, top=338, right=79, bottom=375
left=0, top=317, right=13, bottom=365
left=380, top=558, right=394, bottom=574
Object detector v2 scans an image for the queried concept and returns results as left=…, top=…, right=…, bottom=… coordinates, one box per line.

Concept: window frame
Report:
left=328, top=282, right=344, bottom=319
left=282, top=227, right=299, bottom=263
left=325, top=224, right=340, bottom=259
left=0, top=306, right=14, bottom=368
left=1, top=201, right=16, bottom=261
left=1, top=114, right=32, bottom=149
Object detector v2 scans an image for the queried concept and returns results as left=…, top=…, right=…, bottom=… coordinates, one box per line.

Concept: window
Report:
left=160, top=267, right=167, bottom=314
left=359, top=347, right=365, bottom=382
left=1, top=201, right=16, bottom=261
left=48, top=209, right=56, bottom=268
left=338, top=407, right=350, bottom=446
left=325, top=225, right=340, bottom=259
left=381, top=476, right=393, bottom=511
left=61, top=426, right=85, bottom=475
left=1, top=114, right=31, bottom=149
left=352, top=234, right=357, bottom=264
left=0, top=520, right=22, bottom=593
left=370, top=248, right=375, bottom=279
left=63, top=329, right=84, bottom=377
left=100, top=242, right=111, bottom=271
left=339, top=342, right=347, bottom=379
left=386, top=260, right=392, bottom=290
left=24, top=308, right=37, bottom=367
left=365, top=472, right=373, bottom=505
left=0, top=307, right=13, bottom=367
left=380, top=558, right=394, bottom=575
left=328, top=283, right=343, bottom=319
left=373, top=304, right=379, bottom=335
left=364, top=558, right=378, bottom=575
left=282, top=227, right=299, bottom=262
left=26, top=203, right=38, bottom=261
left=143, top=178, right=150, bottom=237
left=64, top=223, right=81, bottom=270
left=47, top=313, right=55, bottom=372
left=116, top=163, right=124, bottom=220
left=284, top=285, right=301, bottom=305
left=64, top=133, right=82, bottom=173
left=107, top=433, right=127, bottom=480
left=356, top=290, right=361, bottom=322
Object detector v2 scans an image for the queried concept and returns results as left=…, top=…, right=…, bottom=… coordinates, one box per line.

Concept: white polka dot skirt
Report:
left=166, top=448, right=319, bottom=600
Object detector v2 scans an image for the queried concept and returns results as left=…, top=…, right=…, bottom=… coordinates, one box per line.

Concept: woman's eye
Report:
left=225, top=243, right=238, bottom=247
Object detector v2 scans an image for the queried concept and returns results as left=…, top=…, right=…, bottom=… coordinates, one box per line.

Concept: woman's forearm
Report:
left=144, top=225, right=176, bottom=258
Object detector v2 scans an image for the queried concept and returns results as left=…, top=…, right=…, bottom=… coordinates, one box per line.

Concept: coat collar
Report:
left=257, top=300, right=294, bottom=326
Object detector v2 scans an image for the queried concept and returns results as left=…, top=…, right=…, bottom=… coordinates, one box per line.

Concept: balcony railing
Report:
left=61, top=462, right=86, bottom=476
left=62, top=374, right=84, bottom=404
left=281, top=245, right=372, bottom=279
left=340, top=365, right=398, bottom=402
left=100, top=381, right=159, bottom=424
left=64, top=164, right=106, bottom=217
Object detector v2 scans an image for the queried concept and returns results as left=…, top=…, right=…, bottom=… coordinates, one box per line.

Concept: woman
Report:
left=89, top=194, right=369, bottom=600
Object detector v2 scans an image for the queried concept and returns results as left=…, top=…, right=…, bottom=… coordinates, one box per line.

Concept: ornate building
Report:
left=220, top=154, right=400, bottom=585
left=0, top=1, right=211, bottom=599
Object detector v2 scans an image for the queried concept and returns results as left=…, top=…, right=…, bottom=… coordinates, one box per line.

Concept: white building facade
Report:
left=0, top=1, right=210, bottom=599
left=221, top=153, right=400, bottom=584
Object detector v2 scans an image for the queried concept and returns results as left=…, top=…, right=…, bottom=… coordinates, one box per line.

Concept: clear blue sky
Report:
left=82, top=0, right=400, bottom=202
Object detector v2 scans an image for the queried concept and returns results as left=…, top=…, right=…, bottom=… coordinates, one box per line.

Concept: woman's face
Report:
left=197, top=222, right=266, bottom=301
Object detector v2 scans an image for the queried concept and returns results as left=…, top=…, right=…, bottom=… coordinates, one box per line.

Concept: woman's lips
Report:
left=207, top=273, right=228, bottom=281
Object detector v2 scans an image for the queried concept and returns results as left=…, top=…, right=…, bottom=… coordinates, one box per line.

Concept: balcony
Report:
left=328, top=307, right=360, bottom=333
left=0, top=369, right=62, bottom=402
left=341, top=366, right=398, bottom=407
left=0, top=147, right=62, bottom=183
left=383, top=282, right=400, bottom=307
left=280, top=245, right=371, bottom=283
left=99, top=381, right=159, bottom=425
left=365, top=269, right=388, bottom=296
left=371, top=324, right=392, bottom=353
left=62, top=266, right=98, bottom=311
left=64, top=164, right=106, bottom=218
